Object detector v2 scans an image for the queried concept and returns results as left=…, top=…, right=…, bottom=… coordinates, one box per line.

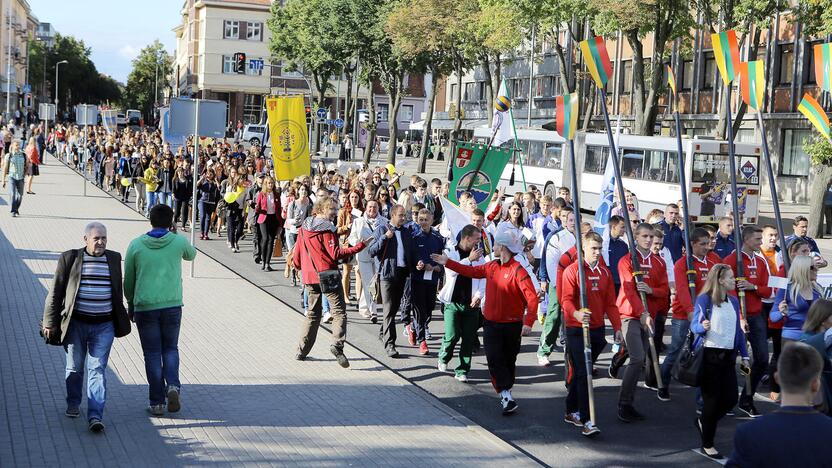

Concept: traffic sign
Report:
left=39, top=103, right=56, bottom=120
left=316, top=107, right=327, bottom=120
left=334, top=118, right=344, bottom=129
left=22, top=84, right=31, bottom=94
left=740, top=160, right=756, bottom=180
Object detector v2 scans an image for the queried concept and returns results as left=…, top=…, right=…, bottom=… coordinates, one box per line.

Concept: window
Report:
left=400, top=104, right=414, bottom=121
left=584, top=145, right=608, bottom=174
left=527, top=141, right=546, bottom=167
left=222, top=55, right=235, bottom=74
left=245, top=57, right=263, bottom=76
left=682, top=60, right=694, bottom=90
left=735, top=128, right=756, bottom=144
left=223, top=20, right=239, bottom=39
left=806, top=41, right=820, bottom=85
left=781, top=129, right=811, bottom=176
left=511, top=78, right=529, bottom=100
left=534, top=76, right=554, bottom=98
left=377, top=103, right=389, bottom=121
left=544, top=143, right=563, bottom=169
left=449, top=83, right=458, bottom=101
left=620, top=60, right=633, bottom=95
left=243, top=94, right=263, bottom=124
left=247, top=22, right=262, bottom=41
left=644, top=150, right=678, bottom=182
left=779, top=44, right=794, bottom=86
left=621, top=150, right=645, bottom=179
left=464, top=82, right=477, bottom=102
left=702, top=53, right=716, bottom=89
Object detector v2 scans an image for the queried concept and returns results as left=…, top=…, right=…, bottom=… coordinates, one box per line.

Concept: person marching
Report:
left=536, top=206, right=576, bottom=366
left=409, top=208, right=445, bottom=355
left=617, top=222, right=669, bottom=422
left=724, top=226, right=772, bottom=417
left=431, top=228, right=539, bottom=415
left=560, top=231, right=621, bottom=436
left=658, top=227, right=718, bottom=401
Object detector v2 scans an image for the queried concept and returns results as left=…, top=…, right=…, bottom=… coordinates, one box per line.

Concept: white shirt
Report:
left=266, top=193, right=275, bottom=214
left=394, top=230, right=405, bottom=267
left=704, top=300, right=737, bottom=350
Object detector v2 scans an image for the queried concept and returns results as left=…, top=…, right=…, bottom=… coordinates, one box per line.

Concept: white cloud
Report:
left=118, top=45, right=139, bottom=60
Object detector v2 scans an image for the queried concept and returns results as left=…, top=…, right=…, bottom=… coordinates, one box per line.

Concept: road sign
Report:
left=740, top=160, right=756, bottom=180
left=334, top=118, right=344, bottom=129
left=39, top=103, right=56, bottom=120
left=316, top=107, right=327, bottom=121
left=76, top=104, right=98, bottom=125
left=169, top=98, right=228, bottom=138
left=22, top=84, right=31, bottom=94
left=249, top=59, right=264, bottom=72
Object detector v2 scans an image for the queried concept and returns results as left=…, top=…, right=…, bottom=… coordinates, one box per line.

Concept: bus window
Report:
left=584, top=145, right=607, bottom=174
left=621, top=150, right=645, bottom=179
left=692, top=153, right=759, bottom=184
left=665, top=151, right=680, bottom=183
left=644, top=150, right=669, bottom=182
left=528, top=141, right=546, bottom=167
left=544, top=143, right=562, bottom=169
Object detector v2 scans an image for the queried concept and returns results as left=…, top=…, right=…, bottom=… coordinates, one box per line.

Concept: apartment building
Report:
left=0, top=0, right=38, bottom=117
left=440, top=14, right=831, bottom=203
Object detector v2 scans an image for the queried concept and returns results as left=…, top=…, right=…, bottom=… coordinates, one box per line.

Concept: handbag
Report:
left=300, top=230, right=342, bottom=293
left=672, top=330, right=704, bottom=387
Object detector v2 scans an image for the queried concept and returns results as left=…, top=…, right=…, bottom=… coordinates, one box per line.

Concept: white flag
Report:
left=491, top=80, right=515, bottom=147
left=439, top=197, right=473, bottom=245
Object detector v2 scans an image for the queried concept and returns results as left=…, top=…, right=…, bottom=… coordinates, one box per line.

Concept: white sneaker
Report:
left=437, top=361, right=448, bottom=372
left=538, top=355, right=551, bottom=367
left=323, top=312, right=333, bottom=324
left=455, top=373, right=469, bottom=383
left=582, top=421, right=601, bottom=436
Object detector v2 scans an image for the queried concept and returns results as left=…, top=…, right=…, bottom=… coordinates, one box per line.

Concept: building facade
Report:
left=440, top=14, right=830, bottom=204
left=0, top=0, right=38, bottom=118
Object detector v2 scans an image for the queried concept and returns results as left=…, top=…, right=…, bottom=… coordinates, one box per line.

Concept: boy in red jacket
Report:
left=432, top=228, right=539, bottom=415
left=560, top=231, right=621, bottom=436
left=616, top=223, right=669, bottom=422
left=724, top=225, right=772, bottom=417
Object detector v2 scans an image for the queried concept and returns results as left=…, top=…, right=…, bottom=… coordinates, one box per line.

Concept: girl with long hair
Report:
left=255, top=176, right=282, bottom=271
left=337, top=189, right=364, bottom=306
left=771, top=255, right=824, bottom=342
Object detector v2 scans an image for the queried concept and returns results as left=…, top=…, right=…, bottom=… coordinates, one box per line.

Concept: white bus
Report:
left=474, top=127, right=762, bottom=224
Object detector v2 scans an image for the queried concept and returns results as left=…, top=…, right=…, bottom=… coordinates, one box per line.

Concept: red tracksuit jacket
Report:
left=671, top=255, right=719, bottom=320
left=724, top=250, right=772, bottom=317
left=616, top=251, right=669, bottom=320
left=445, top=257, right=539, bottom=326
left=561, top=260, right=621, bottom=331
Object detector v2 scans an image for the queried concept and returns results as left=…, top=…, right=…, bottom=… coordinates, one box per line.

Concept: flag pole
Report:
left=724, top=85, right=752, bottom=396
left=567, top=137, right=596, bottom=424
left=755, top=111, right=790, bottom=271
left=508, top=102, right=527, bottom=191
left=463, top=126, right=499, bottom=193
left=669, top=75, right=698, bottom=306
left=598, top=87, right=663, bottom=389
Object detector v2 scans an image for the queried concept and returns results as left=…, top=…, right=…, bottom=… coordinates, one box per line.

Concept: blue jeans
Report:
left=64, top=320, right=115, bottom=421
left=199, top=201, right=216, bottom=235
left=741, top=312, right=768, bottom=399
left=159, top=192, right=173, bottom=207
left=146, top=191, right=158, bottom=216
left=303, top=286, right=330, bottom=313
left=660, top=318, right=690, bottom=388
left=8, top=176, right=23, bottom=213
left=135, top=307, right=182, bottom=405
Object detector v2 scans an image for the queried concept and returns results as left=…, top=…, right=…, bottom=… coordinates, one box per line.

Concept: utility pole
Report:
left=55, top=59, right=67, bottom=118
left=6, top=3, right=12, bottom=120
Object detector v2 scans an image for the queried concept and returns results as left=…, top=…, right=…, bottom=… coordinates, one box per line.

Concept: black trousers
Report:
left=380, top=268, right=409, bottom=350
left=173, top=198, right=190, bottom=226
left=410, top=281, right=437, bottom=343
left=252, top=220, right=263, bottom=261
left=483, top=320, right=523, bottom=393
left=259, top=214, right=278, bottom=264
left=700, top=348, right=739, bottom=447
left=565, top=326, right=608, bottom=423
left=226, top=206, right=243, bottom=246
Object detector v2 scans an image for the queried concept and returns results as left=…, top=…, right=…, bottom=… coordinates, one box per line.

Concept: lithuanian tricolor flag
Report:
left=814, top=42, right=832, bottom=93
left=711, top=30, right=741, bottom=85
left=798, top=93, right=831, bottom=141
left=580, top=36, right=613, bottom=89
left=738, top=61, right=765, bottom=110
left=667, top=65, right=677, bottom=97
left=556, top=94, right=579, bottom=140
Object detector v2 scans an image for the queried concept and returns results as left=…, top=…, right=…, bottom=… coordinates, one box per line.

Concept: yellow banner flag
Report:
left=266, top=96, right=310, bottom=181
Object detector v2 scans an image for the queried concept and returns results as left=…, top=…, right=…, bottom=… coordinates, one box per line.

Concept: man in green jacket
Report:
left=124, top=204, right=197, bottom=416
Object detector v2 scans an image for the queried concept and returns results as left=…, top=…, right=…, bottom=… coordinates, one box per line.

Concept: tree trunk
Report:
left=450, top=60, right=464, bottom=144
left=344, top=68, right=354, bottom=135
left=481, top=55, right=494, bottom=126
left=714, top=81, right=729, bottom=140
left=363, top=85, right=376, bottom=167
left=553, top=38, right=574, bottom=94
left=386, top=75, right=404, bottom=165
left=809, top=165, right=832, bottom=237
left=627, top=31, right=647, bottom=135
left=582, top=84, right=596, bottom=130
left=313, top=73, right=330, bottom=154
left=730, top=28, right=763, bottom=137
left=418, top=69, right=439, bottom=172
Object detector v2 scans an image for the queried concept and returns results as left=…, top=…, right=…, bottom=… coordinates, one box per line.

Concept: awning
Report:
left=409, top=120, right=424, bottom=131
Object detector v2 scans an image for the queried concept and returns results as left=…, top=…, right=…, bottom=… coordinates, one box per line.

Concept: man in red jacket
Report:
left=560, top=231, right=621, bottom=436
left=432, top=228, right=539, bottom=415
left=616, top=223, right=669, bottom=422
left=724, top=225, right=772, bottom=417
left=294, top=197, right=370, bottom=368
left=658, top=227, right=717, bottom=401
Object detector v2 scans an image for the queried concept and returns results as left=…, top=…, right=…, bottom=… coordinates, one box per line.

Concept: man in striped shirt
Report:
left=42, top=222, right=131, bottom=433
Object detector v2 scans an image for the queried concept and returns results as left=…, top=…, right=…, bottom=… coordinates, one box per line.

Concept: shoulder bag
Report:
left=672, top=302, right=711, bottom=387
left=300, top=229, right=342, bottom=293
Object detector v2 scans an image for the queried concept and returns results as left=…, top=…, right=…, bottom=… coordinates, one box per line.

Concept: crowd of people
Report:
left=29, top=121, right=832, bottom=464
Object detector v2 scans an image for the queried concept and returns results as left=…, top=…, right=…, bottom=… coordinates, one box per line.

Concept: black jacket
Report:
left=368, top=224, right=414, bottom=281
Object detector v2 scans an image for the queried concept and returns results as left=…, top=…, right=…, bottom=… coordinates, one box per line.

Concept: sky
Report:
left=27, top=0, right=181, bottom=84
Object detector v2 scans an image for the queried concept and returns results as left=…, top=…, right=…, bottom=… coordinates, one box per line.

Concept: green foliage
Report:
left=793, top=0, right=832, bottom=36
left=29, top=34, right=122, bottom=110
left=122, top=40, right=172, bottom=121
left=805, top=135, right=832, bottom=166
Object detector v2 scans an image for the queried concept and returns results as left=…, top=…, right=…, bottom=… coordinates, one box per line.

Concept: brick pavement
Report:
left=0, top=160, right=535, bottom=467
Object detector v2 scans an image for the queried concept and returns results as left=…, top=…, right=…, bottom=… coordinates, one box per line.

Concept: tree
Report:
left=122, top=40, right=172, bottom=122
left=29, top=34, right=122, bottom=113
left=592, top=0, right=694, bottom=135
left=804, top=137, right=832, bottom=237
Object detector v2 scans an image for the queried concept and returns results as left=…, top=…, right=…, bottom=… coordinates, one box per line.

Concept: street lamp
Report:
left=54, top=59, right=67, bottom=119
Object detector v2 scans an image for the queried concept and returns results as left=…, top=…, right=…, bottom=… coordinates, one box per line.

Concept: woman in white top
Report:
left=691, top=264, right=749, bottom=460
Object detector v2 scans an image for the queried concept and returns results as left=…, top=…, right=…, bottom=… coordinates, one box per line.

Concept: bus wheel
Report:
left=544, top=183, right=557, bottom=199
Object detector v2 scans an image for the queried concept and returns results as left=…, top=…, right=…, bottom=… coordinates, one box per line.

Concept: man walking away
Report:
left=42, top=222, right=131, bottom=432
left=432, top=228, right=538, bottom=415
left=124, top=204, right=197, bottom=416
left=2, top=139, right=29, bottom=216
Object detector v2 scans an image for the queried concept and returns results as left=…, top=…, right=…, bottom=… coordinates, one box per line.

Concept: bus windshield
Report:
left=692, top=153, right=760, bottom=185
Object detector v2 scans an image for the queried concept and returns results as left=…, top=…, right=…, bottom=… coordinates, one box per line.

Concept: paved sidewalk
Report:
left=0, top=161, right=535, bottom=467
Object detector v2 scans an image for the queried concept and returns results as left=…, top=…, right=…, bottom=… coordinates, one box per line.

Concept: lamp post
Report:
left=54, top=59, right=67, bottom=119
